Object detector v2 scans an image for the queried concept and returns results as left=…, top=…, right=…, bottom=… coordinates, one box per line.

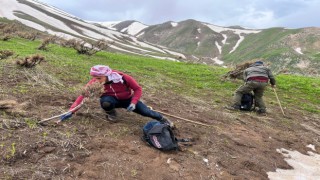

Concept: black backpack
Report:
left=142, top=120, right=180, bottom=151
left=240, top=93, right=255, bottom=111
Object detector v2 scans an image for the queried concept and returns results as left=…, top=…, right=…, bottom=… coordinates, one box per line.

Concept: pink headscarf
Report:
left=90, top=65, right=123, bottom=83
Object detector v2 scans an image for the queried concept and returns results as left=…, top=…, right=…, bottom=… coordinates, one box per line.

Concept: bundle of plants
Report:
left=224, top=61, right=253, bottom=79
left=80, top=82, right=104, bottom=98
left=15, top=54, right=45, bottom=68
left=38, top=82, right=104, bottom=124
left=0, top=50, right=14, bottom=59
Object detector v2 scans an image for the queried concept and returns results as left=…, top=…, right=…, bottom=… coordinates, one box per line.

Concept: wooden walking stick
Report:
left=148, top=106, right=212, bottom=127
left=273, top=88, right=285, bottom=116
left=39, top=82, right=103, bottom=124
left=38, top=98, right=87, bottom=124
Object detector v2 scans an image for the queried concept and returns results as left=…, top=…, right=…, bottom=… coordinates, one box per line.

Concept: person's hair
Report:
left=254, top=61, right=263, bottom=65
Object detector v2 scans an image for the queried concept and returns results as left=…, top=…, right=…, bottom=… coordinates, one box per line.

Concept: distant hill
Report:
left=109, top=20, right=320, bottom=75
left=1, top=0, right=320, bottom=75
left=0, top=0, right=185, bottom=61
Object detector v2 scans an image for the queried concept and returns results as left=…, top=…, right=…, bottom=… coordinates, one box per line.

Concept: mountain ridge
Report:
left=1, top=0, right=186, bottom=61
left=97, top=19, right=320, bottom=75
left=1, top=0, right=320, bottom=75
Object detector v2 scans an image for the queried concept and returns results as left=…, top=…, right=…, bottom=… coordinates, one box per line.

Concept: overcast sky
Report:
left=40, top=0, right=320, bottom=29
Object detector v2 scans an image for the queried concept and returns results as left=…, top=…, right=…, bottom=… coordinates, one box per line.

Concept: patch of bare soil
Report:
left=1, top=66, right=320, bottom=180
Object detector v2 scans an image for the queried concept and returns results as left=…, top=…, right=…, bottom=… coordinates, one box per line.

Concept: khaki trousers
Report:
left=233, top=81, right=268, bottom=110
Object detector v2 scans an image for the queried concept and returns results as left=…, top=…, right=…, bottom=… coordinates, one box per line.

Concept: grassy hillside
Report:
left=140, top=20, right=222, bottom=57
left=1, top=36, right=320, bottom=180
left=223, top=28, right=320, bottom=75
left=223, top=28, right=301, bottom=60
left=138, top=18, right=320, bottom=75
left=0, top=37, right=319, bottom=113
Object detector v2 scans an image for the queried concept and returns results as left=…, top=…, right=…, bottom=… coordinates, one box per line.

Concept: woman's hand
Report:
left=127, top=103, right=136, bottom=112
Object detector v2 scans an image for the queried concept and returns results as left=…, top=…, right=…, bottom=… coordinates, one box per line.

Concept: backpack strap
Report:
left=176, top=138, right=193, bottom=142
left=251, top=94, right=255, bottom=111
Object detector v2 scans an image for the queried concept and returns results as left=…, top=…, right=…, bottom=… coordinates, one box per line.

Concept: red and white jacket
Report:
left=69, top=70, right=142, bottom=112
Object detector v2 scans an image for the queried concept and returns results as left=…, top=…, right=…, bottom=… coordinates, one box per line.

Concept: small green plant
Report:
left=25, top=118, right=37, bottom=129
left=42, top=131, right=48, bottom=142
left=15, top=84, right=29, bottom=94
left=65, top=131, right=72, bottom=138
left=131, top=169, right=138, bottom=177
left=5, top=142, right=16, bottom=160
left=10, top=143, right=16, bottom=156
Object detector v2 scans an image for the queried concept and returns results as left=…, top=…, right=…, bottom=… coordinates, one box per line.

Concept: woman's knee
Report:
left=100, top=97, right=115, bottom=110
left=102, top=101, right=111, bottom=108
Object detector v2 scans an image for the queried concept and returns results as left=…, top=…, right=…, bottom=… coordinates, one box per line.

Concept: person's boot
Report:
left=159, top=117, right=174, bottom=128
left=105, top=109, right=118, bottom=122
left=225, top=105, right=240, bottom=111
left=256, top=109, right=267, bottom=116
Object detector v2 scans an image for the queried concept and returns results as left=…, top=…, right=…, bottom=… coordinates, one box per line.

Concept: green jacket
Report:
left=244, top=64, right=276, bottom=85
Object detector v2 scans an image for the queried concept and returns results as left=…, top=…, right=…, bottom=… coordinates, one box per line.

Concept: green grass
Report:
left=276, top=74, right=320, bottom=112
left=223, top=28, right=301, bottom=62
left=1, top=37, right=319, bottom=113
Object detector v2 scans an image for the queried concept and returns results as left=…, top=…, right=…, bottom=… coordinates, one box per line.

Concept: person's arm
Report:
left=69, top=78, right=97, bottom=113
left=59, top=78, right=98, bottom=122
left=122, top=74, right=142, bottom=104
left=69, top=96, right=85, bottom=112
left=59, top=95, right=85, bottom=122
left=267, top=69, right=276, bottom=86
left=243, top=69, right=248, bottom=82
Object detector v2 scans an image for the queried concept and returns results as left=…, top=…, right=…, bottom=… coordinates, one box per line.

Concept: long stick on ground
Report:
left=38, top=98, right=86, bottom=123
left=149, top=107, right=212, bottom=127
left=273, top=88, right=285, bottom=116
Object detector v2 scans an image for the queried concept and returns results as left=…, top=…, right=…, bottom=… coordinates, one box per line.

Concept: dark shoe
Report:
left=105, top=109, right=118, bottom=122
left=257, top=109, right=266, bottom=113
left=225, top=105, right=240, bottom=111
left=257, top=109, right=267, bottom=116
left=160, top=117, right=174, bottom=128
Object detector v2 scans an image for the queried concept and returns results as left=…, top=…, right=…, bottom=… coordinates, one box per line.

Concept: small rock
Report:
left=40, top=146, right=56, bottom=153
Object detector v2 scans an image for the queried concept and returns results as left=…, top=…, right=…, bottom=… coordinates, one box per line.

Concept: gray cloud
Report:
left=40, top=0, right=320, bottom=28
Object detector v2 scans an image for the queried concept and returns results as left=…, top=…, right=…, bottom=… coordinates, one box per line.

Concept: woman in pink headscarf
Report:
left=59, top=65, right=173, bottom=127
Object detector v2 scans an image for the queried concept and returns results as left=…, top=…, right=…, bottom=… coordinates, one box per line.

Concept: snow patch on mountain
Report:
left=0, top=0, right=186, bottom=62
left=123, top=22, right=148, bottom=36
left=147, top=55, right=179, bottom=62
left=87, top=21, right=121, bottom=30
left=221, top=34, right=227, bottom=44
left=163, top=49, right=186, bottom=59
left=215, top=41, right=222, bottom=54
left=1, top=0, right=82, bottom=37
left=204, top=23, right=261, bottom=35
left=229, top=35, right=245, bottom=54
left=204, top=23, right=260, bottom=54
left=28, top=0, right=77, bottom=19
left=212, top=57, right=224, bottom=65
left=171, top=22, right=178, bottom=27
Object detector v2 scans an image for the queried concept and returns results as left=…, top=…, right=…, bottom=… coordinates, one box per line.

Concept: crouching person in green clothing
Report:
left=226, top=61, right=276, bottom=114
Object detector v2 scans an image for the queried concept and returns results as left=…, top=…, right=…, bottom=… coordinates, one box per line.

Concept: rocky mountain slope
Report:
left=109, top=21, right=320, bottom=75
left=1, top=0, right=320, bottom=74
left=0, top=0, right=185, bottom=61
